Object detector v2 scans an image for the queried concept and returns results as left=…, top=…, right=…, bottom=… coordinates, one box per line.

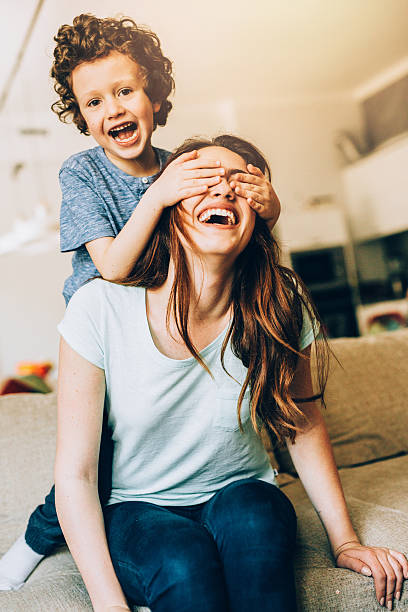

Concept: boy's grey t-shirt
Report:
left=59, top=145, right=170, bottom=305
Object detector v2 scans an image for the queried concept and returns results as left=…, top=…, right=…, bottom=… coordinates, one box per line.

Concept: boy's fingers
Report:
left=234, top=185, right=265, bottom=202
left=231, top=173, right=262, bottom=187
left=188, top=176, right=221, bottom=187
left=247, top=164, right=265, bottom=177
left=247, top=197, right=263, bottom=211
left=180, top=185, right=209, bottom=198
left=176, top=150, right=198, bottom=163
left=233, top=182, right=263, bottom=195
left=186, top=168, right=225, bottom=178
left=182, top=158, right=222, bottom=170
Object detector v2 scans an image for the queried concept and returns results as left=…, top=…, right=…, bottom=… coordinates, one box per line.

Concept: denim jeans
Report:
left=104, top=478, right=298, bottom=612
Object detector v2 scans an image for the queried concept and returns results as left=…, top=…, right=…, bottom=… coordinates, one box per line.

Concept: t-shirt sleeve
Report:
left=59, top=168, right=115, bottom=252
left=299, top=302, right=320, bottom=351
left=57, top=280, right=105, bottom=369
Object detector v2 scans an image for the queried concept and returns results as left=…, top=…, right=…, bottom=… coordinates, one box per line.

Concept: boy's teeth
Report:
left=114, top=130, right=137, bottom=142
left=109, top=122, right=138, bottom=142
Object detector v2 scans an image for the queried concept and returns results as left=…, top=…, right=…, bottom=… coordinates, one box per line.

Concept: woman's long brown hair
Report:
left=119, top=135, right=329, bottom=445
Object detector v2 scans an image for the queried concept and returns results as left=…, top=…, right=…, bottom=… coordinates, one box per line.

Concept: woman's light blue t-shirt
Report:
left=58, top=279, right=317, bottom=507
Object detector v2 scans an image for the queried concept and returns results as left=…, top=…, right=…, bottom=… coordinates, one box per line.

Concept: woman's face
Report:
left=178, top=146, right=256, bottom=262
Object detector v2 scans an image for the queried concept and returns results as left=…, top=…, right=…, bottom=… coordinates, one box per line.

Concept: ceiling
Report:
left=2, top=0, right=408, bottom=119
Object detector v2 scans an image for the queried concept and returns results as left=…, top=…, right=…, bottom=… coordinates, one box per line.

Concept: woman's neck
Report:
left=146, top=258, right=233, bottom=358
left=156, top=258, right=233, bottom=319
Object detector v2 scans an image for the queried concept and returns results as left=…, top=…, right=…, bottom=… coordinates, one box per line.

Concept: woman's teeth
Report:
left=198, top=208, right=236, bottom=225
left=109, top=122, right=138, bottom=142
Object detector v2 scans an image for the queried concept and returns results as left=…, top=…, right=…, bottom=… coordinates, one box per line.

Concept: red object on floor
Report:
left=0, top=375, right=52, bottom=395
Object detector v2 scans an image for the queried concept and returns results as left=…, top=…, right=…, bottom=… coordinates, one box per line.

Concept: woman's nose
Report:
left=212, top=177, right=235, bottom=199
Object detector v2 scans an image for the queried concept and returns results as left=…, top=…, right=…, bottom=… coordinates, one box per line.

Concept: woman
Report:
left=55, top=135, right=407, bottom=612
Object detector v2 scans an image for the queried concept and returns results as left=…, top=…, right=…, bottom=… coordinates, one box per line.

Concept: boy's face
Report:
left=71, top=51, right=160, bottom=175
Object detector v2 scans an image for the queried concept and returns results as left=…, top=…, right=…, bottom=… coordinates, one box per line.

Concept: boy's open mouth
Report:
left=108, top=121, right=138, bottom=143
left=198, top=208, right=237, bottom=226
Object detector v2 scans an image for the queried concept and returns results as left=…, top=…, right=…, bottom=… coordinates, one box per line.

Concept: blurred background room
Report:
left=1, top=0, right=408, bottom=390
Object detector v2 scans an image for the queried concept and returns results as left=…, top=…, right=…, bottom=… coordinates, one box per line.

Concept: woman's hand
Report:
left=230, top=165, right=281, bottom=229
left=148, top=150, right=225, bottom=209
left=336, top=542, right=408, bottom=609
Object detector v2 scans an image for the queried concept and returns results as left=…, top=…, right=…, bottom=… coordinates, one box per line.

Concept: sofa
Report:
left=1, top=330, right=407, bottom=611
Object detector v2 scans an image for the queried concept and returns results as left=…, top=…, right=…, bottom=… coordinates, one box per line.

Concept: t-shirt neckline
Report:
left=96, top=145, right=164, bottom=181
left=142, top=288, right=230, bottom=369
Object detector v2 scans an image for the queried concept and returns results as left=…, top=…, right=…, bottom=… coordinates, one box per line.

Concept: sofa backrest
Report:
left=275, top=329, right=408, bottom=474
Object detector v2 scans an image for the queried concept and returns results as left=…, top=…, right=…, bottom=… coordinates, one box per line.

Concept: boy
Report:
left=0, top=13, right=280, bottom=590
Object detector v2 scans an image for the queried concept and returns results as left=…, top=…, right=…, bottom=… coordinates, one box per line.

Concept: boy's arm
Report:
left=85, top=194, right=164, bottom=281
left=55, top=338, right=130, bottom=612
left=86, top=150, right=225, bottom=280
left=286, top=346, right=408, bottom=608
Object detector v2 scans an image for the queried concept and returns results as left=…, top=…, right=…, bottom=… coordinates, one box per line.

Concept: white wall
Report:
left=0, top=251, right=71, bottom=380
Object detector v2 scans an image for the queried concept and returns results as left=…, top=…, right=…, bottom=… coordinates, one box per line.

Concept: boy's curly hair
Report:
left=51, top=14, right=174, bottom=134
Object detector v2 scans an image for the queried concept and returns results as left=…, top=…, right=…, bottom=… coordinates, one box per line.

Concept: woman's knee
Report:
left=140, top=528, right=226, bottom=610
left=159, top=528, right=221, bottom=586
left=204, top=478, right=297, bottom=545
left=105, top=502, right=226, bottom=607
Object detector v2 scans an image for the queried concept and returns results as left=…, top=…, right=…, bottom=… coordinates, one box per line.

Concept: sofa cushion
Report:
left=275, top=330, right=408, bottom=474
left=282, top=453, right=408, bottom=611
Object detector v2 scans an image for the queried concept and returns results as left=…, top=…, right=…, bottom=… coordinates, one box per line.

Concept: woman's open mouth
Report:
left=198, top=208, right=237, bottom=226
left=108, top=121, right=139, bottom=144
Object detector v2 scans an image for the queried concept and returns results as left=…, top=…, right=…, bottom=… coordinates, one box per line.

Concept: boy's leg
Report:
left=0, top=408, right=113, bottom=590
left=0, top=485, right=64, bottom=590
left=0, top=535, right=45, bottom=591
left=25, top=485, right=66, bottom=554
left=201, top=478, right=298, bottom=612
left=104, top=501, right=228, bottom=612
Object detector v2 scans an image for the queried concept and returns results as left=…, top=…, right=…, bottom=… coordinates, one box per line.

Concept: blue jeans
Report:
left=104, top=478, right=298, bottom=612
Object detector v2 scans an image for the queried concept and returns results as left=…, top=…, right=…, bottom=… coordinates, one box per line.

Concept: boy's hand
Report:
left=148, top=150, right=225, bottom=210
left=230, top=165, right=281, bottom=230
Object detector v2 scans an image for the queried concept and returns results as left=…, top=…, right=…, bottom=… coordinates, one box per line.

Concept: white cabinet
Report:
left=278, top=205, right=348, bottom=252
left=342, top=135, right=408, bottom=242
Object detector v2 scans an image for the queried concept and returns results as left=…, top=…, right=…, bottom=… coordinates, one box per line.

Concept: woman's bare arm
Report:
left=287, top=346, right=408, bottom=608
left=54, top=338, right=130, bottom=612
